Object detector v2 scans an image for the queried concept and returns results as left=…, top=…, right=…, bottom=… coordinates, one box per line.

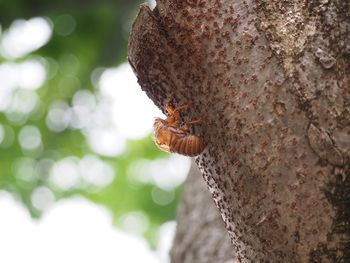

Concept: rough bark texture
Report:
left=170, top=161, right=236, bottom=263
left=128, top=1, right=350, bottom=262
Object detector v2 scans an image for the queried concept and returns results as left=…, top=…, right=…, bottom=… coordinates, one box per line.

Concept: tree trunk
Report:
left=170, top=160, right=236, bottom=263
left=128, top=1, right=350, bottom=262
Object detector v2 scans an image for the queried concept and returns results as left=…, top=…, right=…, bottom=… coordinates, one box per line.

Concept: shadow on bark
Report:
left=171, top=160, right=236, bottom=263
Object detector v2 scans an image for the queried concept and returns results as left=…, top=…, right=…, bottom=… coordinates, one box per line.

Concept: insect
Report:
left=153, top=103, right=207, bottom=156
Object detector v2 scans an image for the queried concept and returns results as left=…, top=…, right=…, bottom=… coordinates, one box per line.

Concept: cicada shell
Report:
left=153, top=104, right=207, bottom=157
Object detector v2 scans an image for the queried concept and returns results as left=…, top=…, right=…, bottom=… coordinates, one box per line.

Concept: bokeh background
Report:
left=0, top=0, right=191, bottom=262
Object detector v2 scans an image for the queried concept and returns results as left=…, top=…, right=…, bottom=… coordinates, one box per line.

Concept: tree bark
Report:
left=170, top=160, right=236, bottom=263
left=128, top=1, right=350, bottom=262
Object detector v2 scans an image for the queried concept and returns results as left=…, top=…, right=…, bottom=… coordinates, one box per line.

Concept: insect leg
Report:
left=165, top=103, right=192, bottom=115
left=165, top=103, right=192, bottom=125
left=173, top=103, right=193, bottom=113
left=179, top=118, right=201, bottom=132
left=186, top=118, right=203, bottom=126
left=165, top=104, right=180, bottom=125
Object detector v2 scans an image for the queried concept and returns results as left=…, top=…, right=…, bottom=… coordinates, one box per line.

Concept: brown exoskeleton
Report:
left=153, top=103, right=207, bottom=156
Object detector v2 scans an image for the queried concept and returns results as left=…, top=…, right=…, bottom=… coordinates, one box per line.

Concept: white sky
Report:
left=0, top=13, right=183, bottom=263
left=0, top=192, right=166, bottom=263
left=99, top=63, right=163, bottom=140
left=148, top=0, right=156, bottom=9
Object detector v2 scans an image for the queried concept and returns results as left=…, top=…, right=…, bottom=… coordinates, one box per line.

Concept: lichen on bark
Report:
left=128, top=0, right=350, bottom=262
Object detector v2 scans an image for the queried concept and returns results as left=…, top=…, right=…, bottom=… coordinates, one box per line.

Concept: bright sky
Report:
left=0, top=11, right=185, bottom=263
left=0, top=192, right=169, bottom=263
left=99, top=63, right=163, bottom=140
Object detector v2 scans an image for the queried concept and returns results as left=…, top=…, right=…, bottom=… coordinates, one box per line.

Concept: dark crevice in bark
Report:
left=312, top=166, right=350, bottom=262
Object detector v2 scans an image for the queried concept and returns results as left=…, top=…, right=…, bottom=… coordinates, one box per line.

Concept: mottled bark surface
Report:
left=170, top=161, right=236, bottom=263
left=128, top=0, right=350, bottom=262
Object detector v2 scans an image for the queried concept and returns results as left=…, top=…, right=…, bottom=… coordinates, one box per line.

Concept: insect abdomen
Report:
left=170, top=134, right=206, bottom=156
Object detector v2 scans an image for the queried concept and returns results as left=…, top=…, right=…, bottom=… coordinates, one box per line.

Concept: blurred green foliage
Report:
left=0, top=0, right=182, bottom=248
